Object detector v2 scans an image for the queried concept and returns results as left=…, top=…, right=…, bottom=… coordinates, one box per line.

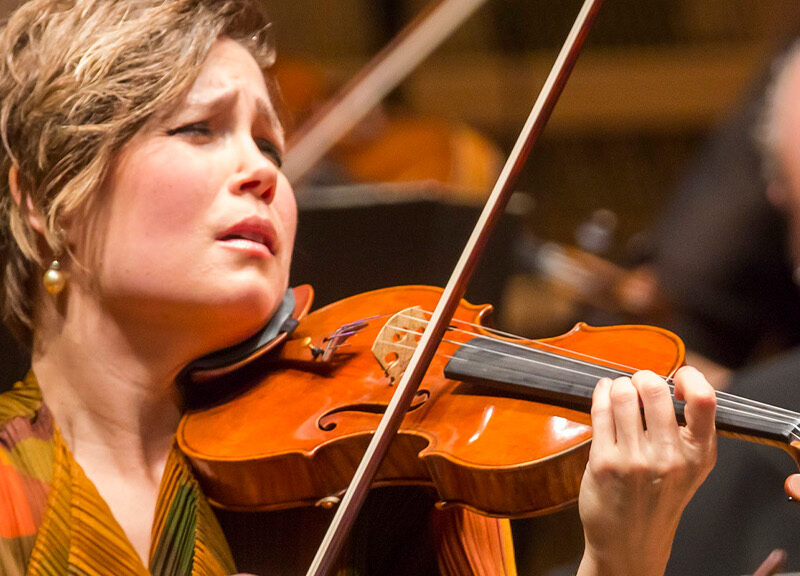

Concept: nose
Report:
left=231, top=137, right=279, bottom=202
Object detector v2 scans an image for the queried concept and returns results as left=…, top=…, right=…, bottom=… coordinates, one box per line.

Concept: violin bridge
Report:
left=371, top=306, right=427, bottom=384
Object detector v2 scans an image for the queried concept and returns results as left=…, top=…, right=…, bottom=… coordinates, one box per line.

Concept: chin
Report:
left=212, top=285, right=286, bottom=334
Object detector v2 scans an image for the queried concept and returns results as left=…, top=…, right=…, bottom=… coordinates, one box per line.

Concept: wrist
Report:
left=577, top=544, right=670, bottom=576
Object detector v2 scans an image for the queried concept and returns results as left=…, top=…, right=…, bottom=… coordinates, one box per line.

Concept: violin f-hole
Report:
left=317, top=390, right=431, bottom=431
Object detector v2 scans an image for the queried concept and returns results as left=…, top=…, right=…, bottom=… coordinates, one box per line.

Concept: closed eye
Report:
left=256, top=138, right=283, bottom=168
left=166, top=121, right=283, bottom=168
left=166, top=122, right=211, bottom=137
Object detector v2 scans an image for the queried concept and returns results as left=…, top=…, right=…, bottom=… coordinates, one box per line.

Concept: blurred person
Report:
left=651, top=45, right=800, bottom=371
left=666, top=39, right=800, bottom=576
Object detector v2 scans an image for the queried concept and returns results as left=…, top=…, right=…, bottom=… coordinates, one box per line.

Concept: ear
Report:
left=8, top=165, right=47, bottom=235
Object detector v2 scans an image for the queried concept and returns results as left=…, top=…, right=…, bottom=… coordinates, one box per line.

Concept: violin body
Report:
left=178, top=285, right=686, bottom=518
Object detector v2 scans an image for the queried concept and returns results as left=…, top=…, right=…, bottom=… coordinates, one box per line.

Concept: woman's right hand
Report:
left=576, top=367, right=717, bottom=576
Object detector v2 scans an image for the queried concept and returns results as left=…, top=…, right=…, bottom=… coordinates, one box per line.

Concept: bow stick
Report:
left=306, top=1, right=605, bottom=573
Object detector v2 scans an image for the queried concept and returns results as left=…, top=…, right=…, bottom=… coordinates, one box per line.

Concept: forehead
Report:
left=192, top=38, right=265, bottom=93
left=184, top=38, right=282, bottom=131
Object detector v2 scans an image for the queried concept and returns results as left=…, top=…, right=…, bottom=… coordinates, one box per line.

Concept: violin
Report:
left=178, top=284, right=800, bottom=517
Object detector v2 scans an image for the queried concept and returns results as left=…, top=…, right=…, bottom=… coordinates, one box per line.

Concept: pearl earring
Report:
left=43, top=259, right=66, bottom=295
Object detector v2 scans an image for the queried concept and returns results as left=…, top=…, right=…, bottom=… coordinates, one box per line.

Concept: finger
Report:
left=631, top=370, right=679, bottom=443
left=590, top=377, right=615, bottom=447
left=672, top=366, right=716, bottom=442
left=610, top=376, right=645, bottom=450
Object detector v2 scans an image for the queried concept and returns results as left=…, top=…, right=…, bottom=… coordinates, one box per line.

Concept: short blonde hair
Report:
left=0, top=0, right=275, bottom=346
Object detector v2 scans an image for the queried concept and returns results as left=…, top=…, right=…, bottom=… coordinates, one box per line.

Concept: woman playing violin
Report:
left=0, top=1, right=717, bottom=575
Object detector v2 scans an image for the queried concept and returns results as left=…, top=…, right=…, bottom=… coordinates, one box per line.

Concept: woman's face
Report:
left=77, top=38, right=296, bottom=343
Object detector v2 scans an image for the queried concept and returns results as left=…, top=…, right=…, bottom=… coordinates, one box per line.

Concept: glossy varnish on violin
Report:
left=178, top=285, right=685, bottom=518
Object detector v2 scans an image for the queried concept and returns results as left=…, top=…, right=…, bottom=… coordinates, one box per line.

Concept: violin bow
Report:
left=305, top=1, right=605, bottom=574
left=281, top=0, right=489, bottom=183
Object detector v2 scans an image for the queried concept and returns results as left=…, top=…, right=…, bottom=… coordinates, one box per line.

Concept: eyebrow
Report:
left=255, top=98, right=285, bottom=141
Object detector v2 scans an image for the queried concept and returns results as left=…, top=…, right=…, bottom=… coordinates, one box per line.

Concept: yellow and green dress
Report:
left=0, top=372, right=235, bottom=576
left=0, top=373, right=516, bottom=575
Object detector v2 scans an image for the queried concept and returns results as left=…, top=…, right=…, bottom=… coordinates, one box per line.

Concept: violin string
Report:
left=334, top=310, right=666, bottom=377
left=391, top=311, right=800, bottom=421
left=704, top=387, right=800, bottom=418
left=401, top=311, right=675, bottom=381
left=328, top=312, right=800, bottom=426
left=351, top=310, right=799, bottom=425
left=373, top=336, right=800, bottom=446
left=374, top=328, right=800, bottom=429
left=375, top=334, right=800, bottom=441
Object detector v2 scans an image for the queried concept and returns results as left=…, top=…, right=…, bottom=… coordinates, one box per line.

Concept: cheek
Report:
left=108, top=149, right=216, bottom=256
left=277, top=185, right=298, bottom=246
left=270, top=176, right=298, bottom=256
left=77, top=145, right=225, bottom=300
left=132, top=160, right=209, bottom=227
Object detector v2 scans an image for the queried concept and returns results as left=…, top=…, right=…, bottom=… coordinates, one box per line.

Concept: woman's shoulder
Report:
left=0, top=371, right=53, bottom=464
left=0, top=372, right=43, bottom=428
left=0, top=373, right=55, bottom=576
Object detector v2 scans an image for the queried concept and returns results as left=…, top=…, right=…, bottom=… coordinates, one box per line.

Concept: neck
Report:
left=30, top=292, right=203, bottom=480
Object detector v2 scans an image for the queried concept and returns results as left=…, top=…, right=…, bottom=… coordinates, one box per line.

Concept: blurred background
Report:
left=264, top=0, right=800, bottom=367
left=4, top=0, right=800, bottom=574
